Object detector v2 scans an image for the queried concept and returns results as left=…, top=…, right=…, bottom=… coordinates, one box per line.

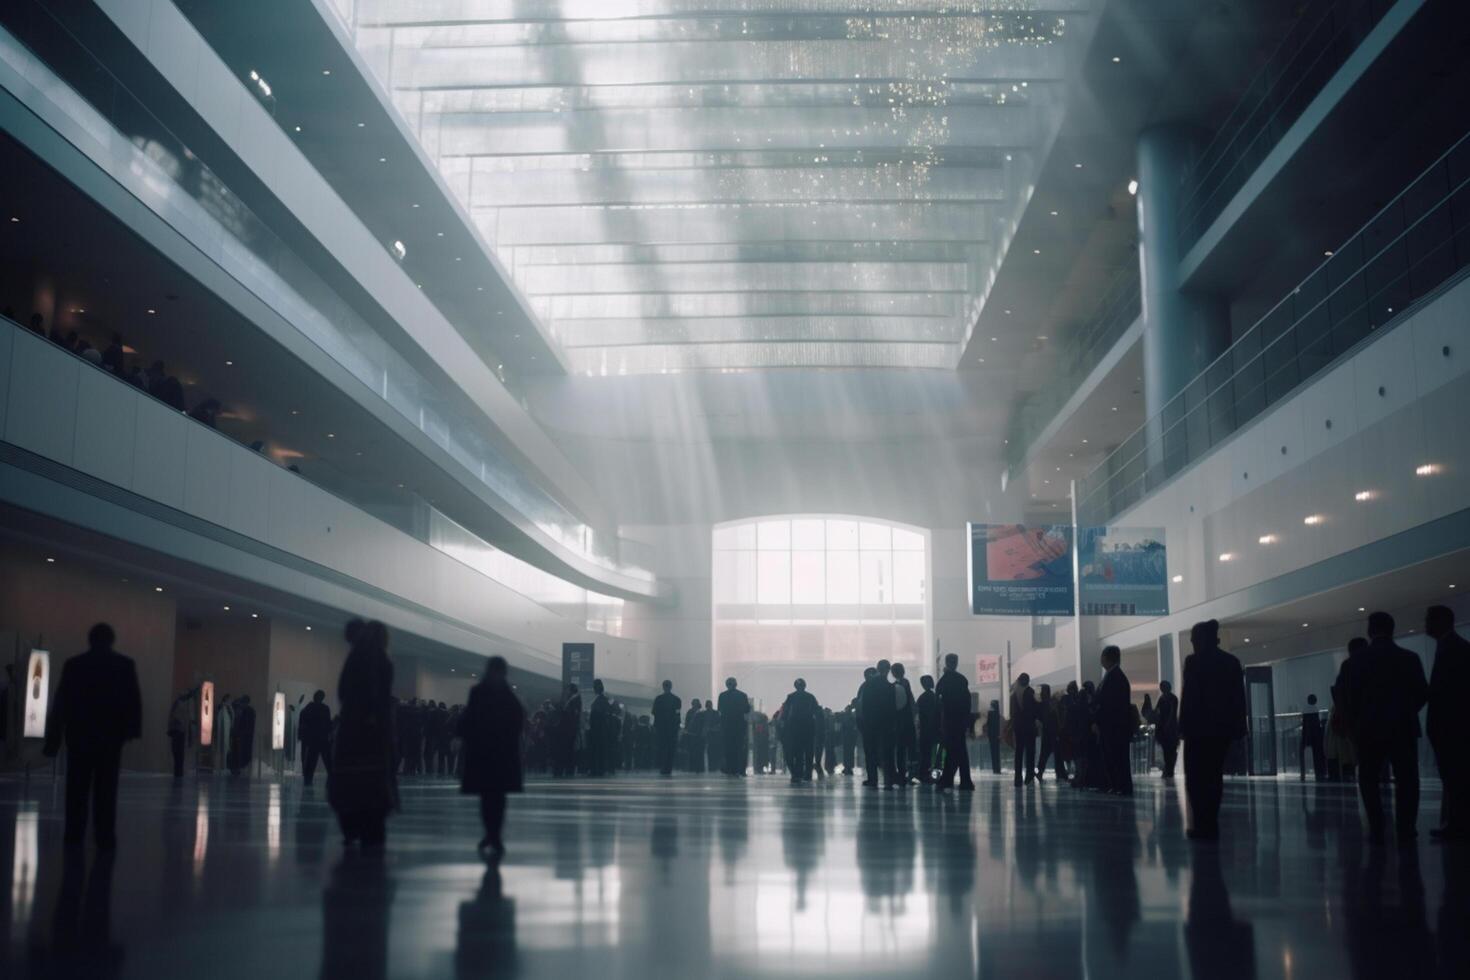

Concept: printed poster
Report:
left=968, top=523, right=1075, bottom=616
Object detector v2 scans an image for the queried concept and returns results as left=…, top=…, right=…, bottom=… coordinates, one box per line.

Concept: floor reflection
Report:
left=0, top=772, right=1464, bottom=979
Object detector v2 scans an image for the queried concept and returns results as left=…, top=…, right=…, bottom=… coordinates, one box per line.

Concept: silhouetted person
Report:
left=1154, top=680, right=1180, bottom=778
left=101, top=333, right=125, bottom=375
left=984, top=700, right=1002, bottom=774
left=859, top=660, right=898, bottom=788
left=1033, top=684, right=1059, bottom=780
left=651, top=680, right=682, bottom=776
left=1094, top=645, right=1133, bottom=796
left=840, top=704, right=858, bottom=775
left=1426, top=604, right=1470, bottom=840
left=589, top=679, right=614, bottom=776
left=704, top=701, right=724, bottom=773
left=935, top=654, right=975, bottom=791
left=1300, top=694, right=1326, bottom=782
left=1343, top=611, right=1429, bottom=844
left=329, top=619, right=398, bottom=850
left=717, top=677, right=750, bottom=776
left=781, top=679, right=819, bottom=783
left=43, top=623, right=143, bottom=849
left=559, top=684, right=582, bottom=776
left=890, top=663, right=917, bottom=784
left=229, top=695, right=256, bottom=776
left=1010, top=672, right=1036, bottom=787
left=167, top=691, right=190, bottom=779
left=915, top=674, right=939, bottom=783
left=299, top=690, right=333, bottom=787
left=684, top=698, right=704, bottom=773
left=459, top=656, right=524, bottom=859
left=28, top=312, right=45, bottom=336
left=1179, top=620, right=1246, bottom=841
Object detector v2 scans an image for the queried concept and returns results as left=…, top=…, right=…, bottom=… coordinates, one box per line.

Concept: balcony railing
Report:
left=1079, top=127, right=1470, bottom=526
left=1177, top=0, right=1397, bottom=252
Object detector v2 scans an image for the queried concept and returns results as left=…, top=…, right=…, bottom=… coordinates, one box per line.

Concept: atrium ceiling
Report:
left=348, top=0, right=1097, bottom=373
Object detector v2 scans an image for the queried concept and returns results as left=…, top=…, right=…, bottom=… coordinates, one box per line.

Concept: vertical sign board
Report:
left=967, top=523, right=1075, bottom=616
left=561, top=642, right=595, bottom=695
left=1077, top=526, right=1170, bottom=616
left=22, top=650, right=49, bottom=739
left=199, top=681, right=215, bottom=747
left=271, top=692, right=286, bottom=751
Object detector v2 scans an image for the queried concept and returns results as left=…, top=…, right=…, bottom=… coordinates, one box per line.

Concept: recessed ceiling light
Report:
left=1127, top=179, right=1138, bottom=196
left=1258, top=534, right=1277, bottom=545
left=290, top=409, right=299, bottom=415
left=1303, top=514, right=1323, bottom=525
left=356, top=122, right=365, bottom=128
left=436, top=231, right=445, bottom=237
left=1354, top=490, right=1373, bottom=502
left=1415, top=463, right=1440, bottom=476
left=294, top=125, right=302, bottom=133
left=223, top=605, right=231, bottom=611
left=1112, top=56, right=1121, bottom=63
left=305, top=626, right=312, bottom=631
left=1243, top=637, right=1251, bottom=643
left=976, top=357, right=985, bottom=363
left=45, top=557, right=55, bottom=563
left=225, top=360, right=233, bottom=366
left=1324, top=250, right=1334, bottom=257
left=1218, top=552, right=1234, bottom=562
left=1049, top=210, right=1058, bottom=216
left=990, top=336, right=998, bottom=342
left=154, top=586, right=164, bottom=592
left=326, top=432, right=335, bottom=438
left=1171, top=574, right=1183, bottom=583
left=322, top=69, right=331, bottom=76
left=1081, top=438, right=1088, bottom=444
left=1003, top=309, right=1012, bottom=315
left=378, top=157, right=386, bottom=163
left=8, top=216, right=19, bottom=223
left=146, top=308, right=156, bottom=314
left=251, top=613, right=259, bottom=619
left=1074, top=162, right=1083, bottom=169
left=1111, top=406, right=1118, bottom=411
left=411, top=203, right=419, bottom=208
left=1301, top=623, right=1309, bottom=628
left=1032, top=249, right=1041, bottom=255
left=1357, top=607, right=1365, bottom=612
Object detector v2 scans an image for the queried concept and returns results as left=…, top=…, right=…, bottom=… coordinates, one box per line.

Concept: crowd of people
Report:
left=34, top=605, right=1467, bottom=859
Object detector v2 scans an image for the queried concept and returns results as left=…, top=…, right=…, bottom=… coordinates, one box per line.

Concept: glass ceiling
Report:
left=347, top=1, right=1092, bottom=372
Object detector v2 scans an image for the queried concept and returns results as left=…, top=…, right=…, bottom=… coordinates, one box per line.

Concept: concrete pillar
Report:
left=1135, top=127, right=1232, bottom=420
left=1156, top=632, right=1177, bottom=689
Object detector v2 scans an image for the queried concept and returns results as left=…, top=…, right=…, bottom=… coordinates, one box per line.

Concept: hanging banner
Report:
left=975, top=655, right=1002, bottom=685
left=967, top=523, right=1075, bottom=616
left=22, top=650, right=49, bottom=739
left=199, top=681, right=215, bottom=747
left=1077, top=526, right=1170, bottom=616
left=561, top=642, right=595, bottom=694
left=271, top=692, right=286, bottom=751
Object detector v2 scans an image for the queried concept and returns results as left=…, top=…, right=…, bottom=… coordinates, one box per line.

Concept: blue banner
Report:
left=1077, top=526, right=1169, bottom=616
left=967, top=523, right=1075, bottom=616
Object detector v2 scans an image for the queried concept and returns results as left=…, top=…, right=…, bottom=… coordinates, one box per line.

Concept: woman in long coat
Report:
left=328, top=619, right=398, bottom=850
left=459, top=655, right=526, bottom=859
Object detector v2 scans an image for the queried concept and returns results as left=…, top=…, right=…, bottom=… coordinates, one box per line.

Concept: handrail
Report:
left=1177, top=0, right=1396, bottom=252
left=1079, top=126, right=1470, bottom=526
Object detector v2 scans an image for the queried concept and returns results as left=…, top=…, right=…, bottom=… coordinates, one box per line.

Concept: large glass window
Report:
left=712, top=515, right=928, bottom=712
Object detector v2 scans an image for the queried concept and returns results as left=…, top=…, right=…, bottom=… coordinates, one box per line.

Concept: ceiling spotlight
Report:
left=1049, top=210, right=1058, bottom=216
left=1354, top=490, right=1373, bottom=502
left=379, top=157, right=387, bottom=163
left=8, top=216, right=19, bottom=223
left=391, top=239, right=407, bottom=261
left=45, top=557, right=55, bottom=563
left=1074, top=162, right=1083, bottom=169
left=1415, top=463, right=1440, bottom=476
left=251, top=613, right=259, bottom=619
left=1218, top=552, right=1234, bottom=562
left=1171, top=574, right=1183, bottom=583
left=1324, top=250, right=1334, bottom=257
left=436, top=231, right=445, bottom=237
left=1033, top=248, right=1041, bottom=255
left=223, top=605, right=231, bottom=611
left=154, top=586, right=164, bottom=592
left=146, top=308, right=156, bottom=314
left=294, top=125, right=302, bottom=133
left=305, top=626, right=313, bottom=631
left=1112, top=56, right=1122, bottom=63
left=322, top=69, right=331, bottom=76
left=326, top=432, right=335, bottom=438
left=1301, top=623, right=1309, bottom=629
left=1258, top=534, right=1277, bottom=545
left=356, top=122, right=365, bottom=128
left=1303, top=514, right=1323, bottom=526
left=225, top=360, right=233, bottom=366
left=1357, top=607, right=1365, bottom=612
left=1127, top=179, right=1138, bottom=196
left=1243, top=637, right=1251, bottom=643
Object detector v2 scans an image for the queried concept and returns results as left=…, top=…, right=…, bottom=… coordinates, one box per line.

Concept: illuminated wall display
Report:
left=199, top=681, right=215, bottom=747
left=271, top=692, right=286, bottom=751
left=22, top=650, right=49, bottom=738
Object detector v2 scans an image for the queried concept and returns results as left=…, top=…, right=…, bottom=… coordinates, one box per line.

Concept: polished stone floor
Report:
left=0, top=769, right=1465, bottom=979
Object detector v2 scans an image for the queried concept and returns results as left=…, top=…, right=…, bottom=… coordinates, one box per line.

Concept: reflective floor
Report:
left=0, top=770, right=1465, bottom=979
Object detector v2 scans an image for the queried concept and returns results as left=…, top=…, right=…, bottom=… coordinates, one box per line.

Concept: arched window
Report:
left=711, top=516, right=929, bottom=712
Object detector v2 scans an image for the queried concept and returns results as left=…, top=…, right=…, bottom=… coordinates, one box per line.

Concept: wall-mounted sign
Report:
left=975, top=655, right=1002, bottom=686
left=271, top=692, right=286, bottom=751
left=1078, top=526, right=1170, bottom=616
left=967, top=523, right=1075, bottom=616
left=199, top=681, right=215, bottom=747
left=561, top=642, right=595, bottom=695
left=22, top=650, right=49, bottom=739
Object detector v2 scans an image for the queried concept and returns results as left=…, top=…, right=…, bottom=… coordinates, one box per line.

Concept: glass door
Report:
left=1245, top=665, right=1277, bottom=776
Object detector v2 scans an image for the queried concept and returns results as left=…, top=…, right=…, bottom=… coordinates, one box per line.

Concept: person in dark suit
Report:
left=1179, top=620, right=1246, bottom=840
left=1010, top=673, right=1037, bottom=787
left=1153, top=680, right=1180, bottom=779
left=459, top=655, right=525, bottom=859
left=934, top=654, right=975, bottom=791
left=651, top=680, right=682, bottom=777
left=1426, top=605, right=1470, bottom=840
left=780, top=679, right=819, bottom=784
left=1299, top=694, right=1325, bottom=782
left=328, top=620, right=398, bottom=850
left=1035, top=684, right=1060, bottom=781
left=684, top=699, right=705, bottom=773
left=298, top=690, right=333, bottom=787
left=1094, top=646, right=1134, bottom=796
left=716, top=677, right=750, bottom=776
left=1344, top=611, right=1429, bottom=844
left=43, top=623, right=143, bottom=849
left=984, top=700, right=1002, bottom=774
left=228, top=695, right=256, bottom=776
left=589, top=680, right=613, bottom=776
left=859, top=661, right=898, bottom=788
left=915, top=674, right=940, bottom=783
left=890, top=663, right=918, bottom=784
